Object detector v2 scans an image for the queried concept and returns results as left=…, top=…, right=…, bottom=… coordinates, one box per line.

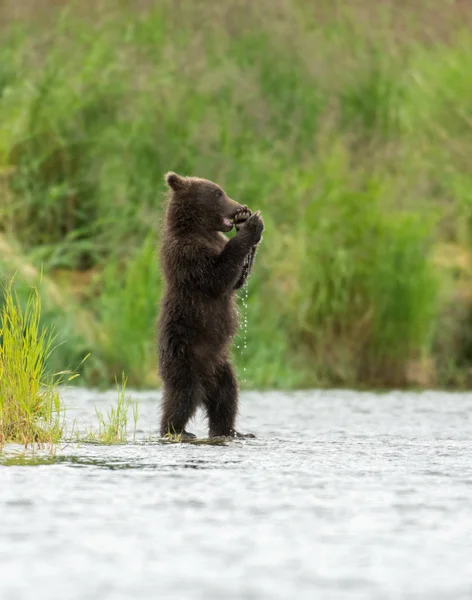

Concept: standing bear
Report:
left=157, top=172, right=264, bottom=439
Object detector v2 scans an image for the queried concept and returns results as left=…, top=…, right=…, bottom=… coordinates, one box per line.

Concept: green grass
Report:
left=81, top=374, right=139, bottom=445
left=0, top=279, right=140, bottom=449
left=2, top=0, right=472, bottom=388
left=94, top=235, right=160, bottom=387
left=0, top=280, right=66, bottom=447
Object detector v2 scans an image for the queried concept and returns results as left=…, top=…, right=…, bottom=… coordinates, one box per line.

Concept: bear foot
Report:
left=162, top=430, right=197, bottom=440
left=209, top=429, right=255, bottom=439
left=232, top=430, right=256, bottom=439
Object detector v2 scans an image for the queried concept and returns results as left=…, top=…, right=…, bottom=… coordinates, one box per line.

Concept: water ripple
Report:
left=1, top=389, right=472, bottom=600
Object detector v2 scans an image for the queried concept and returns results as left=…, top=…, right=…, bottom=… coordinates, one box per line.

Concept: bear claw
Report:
left=241, top=211, right=264, bottom=243
left=233, top=207, right=252, bottom=231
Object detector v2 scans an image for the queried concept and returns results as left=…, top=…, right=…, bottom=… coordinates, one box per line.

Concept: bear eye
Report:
left=215, top=189, right=223, bottom=199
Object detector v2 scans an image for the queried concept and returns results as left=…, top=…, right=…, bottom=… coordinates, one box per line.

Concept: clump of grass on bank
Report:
left=0, top=280, right=66, bottom=447
left=2, top=0, right=472, bottom=388
left=0, top=278, right=141, bottom=449
left=90, top=374, right=138, bottom=444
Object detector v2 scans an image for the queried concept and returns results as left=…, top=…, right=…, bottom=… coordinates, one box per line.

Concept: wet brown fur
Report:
left=157, top=172, right=264, bottom=438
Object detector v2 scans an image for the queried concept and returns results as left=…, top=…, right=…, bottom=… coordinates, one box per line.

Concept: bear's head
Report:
left=164, top=172, right=244, bottom=234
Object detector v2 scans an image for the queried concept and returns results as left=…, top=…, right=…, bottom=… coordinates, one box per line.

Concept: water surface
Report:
left=1, top=389, right=472, bottom=599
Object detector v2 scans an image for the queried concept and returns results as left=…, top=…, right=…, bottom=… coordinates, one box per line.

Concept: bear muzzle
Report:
left=220, top=198, right=245, bottom=232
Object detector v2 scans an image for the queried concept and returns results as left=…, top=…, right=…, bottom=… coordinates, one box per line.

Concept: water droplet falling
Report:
left=240, top=282, right=249, bottom=384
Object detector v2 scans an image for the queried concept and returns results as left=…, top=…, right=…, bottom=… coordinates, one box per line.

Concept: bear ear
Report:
left=165, top=172, right=188, bottom=192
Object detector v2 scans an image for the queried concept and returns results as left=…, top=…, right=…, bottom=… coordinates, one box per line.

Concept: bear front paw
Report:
left=233, top=207, right=252, bottom=231
left=241, top=210, right=264, bottom=245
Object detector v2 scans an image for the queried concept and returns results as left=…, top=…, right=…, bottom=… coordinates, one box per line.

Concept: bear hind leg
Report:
left=160, top=370, right=202, bottom=439
left=204, top=362, right=255, bottom=438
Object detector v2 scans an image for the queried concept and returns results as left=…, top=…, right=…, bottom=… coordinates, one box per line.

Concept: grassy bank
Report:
left=0, top=280, right=138, bottom=448
left=1, top=0, right=472, bottom=389
left=0, top=281, right=64, bottom=446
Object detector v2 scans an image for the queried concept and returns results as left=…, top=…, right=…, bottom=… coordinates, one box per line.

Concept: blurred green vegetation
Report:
left=2, top=0, right=472, bottom=389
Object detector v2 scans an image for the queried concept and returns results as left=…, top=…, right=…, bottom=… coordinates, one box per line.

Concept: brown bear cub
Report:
left=157, top=172, right=264, bottom=439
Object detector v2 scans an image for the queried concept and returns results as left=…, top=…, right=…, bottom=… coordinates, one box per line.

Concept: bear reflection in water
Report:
left=157, top=172, right=264, bottom=439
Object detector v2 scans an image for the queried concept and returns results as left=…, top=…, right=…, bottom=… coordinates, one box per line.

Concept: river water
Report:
left=1, top=388, right=472, bottom=600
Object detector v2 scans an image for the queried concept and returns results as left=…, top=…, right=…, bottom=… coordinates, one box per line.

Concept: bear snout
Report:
left=225, top=198, right=246, bottom=219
